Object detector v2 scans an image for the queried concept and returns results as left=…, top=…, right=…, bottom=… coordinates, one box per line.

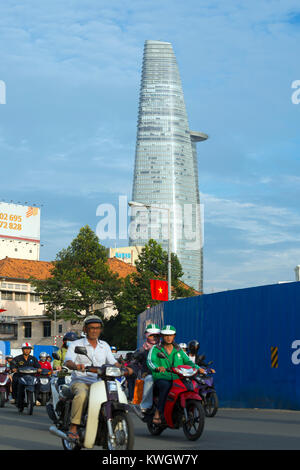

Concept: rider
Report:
left=129, top=323, right=161, bottom=418
left=187, top=340, right=207, bottom=366
left=53, top=331, right=79, bottom=385
left=147, top=325, right=201, bottom=425
left=38, top=352, right=53, bottom=371
left=10, top=343, right=42, bottom=410
left=64, top=315, right=121, bottom=441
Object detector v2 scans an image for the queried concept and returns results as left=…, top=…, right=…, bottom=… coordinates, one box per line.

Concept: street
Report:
left=0, top=402, right=299, bottom=450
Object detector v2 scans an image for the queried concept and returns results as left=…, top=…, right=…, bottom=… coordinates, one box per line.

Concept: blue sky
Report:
left=0, top=0, right=300, bottom=293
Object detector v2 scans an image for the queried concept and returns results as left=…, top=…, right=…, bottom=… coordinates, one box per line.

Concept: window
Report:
left=1, top=291, right=13, bottom=300
left=15, top=292, right=27, bottom=301
left=30, top=294, right=40, bottom=303
left=24, top=322, right=32, bottom=338
left=43, top=321, right=51, bottom=337
left=58, top=324, right=63, bottom=334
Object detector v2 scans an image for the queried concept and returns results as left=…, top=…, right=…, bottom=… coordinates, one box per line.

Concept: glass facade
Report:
left=130, top=41, right=207, bottom=292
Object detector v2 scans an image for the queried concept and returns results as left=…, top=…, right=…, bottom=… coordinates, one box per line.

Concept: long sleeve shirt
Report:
left=147, top=343, right=200, bottom=381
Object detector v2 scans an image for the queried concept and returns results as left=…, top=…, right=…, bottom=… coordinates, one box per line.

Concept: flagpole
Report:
left=167, top=207, right=171, bottom=301
left=128, top=201, right=172, bottom=300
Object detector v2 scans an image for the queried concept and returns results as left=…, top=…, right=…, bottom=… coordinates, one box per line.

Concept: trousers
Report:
left=154, top=379, right=172, bottom=414
left=140, top=374, right=154, bottom=409
left=70, top=382, right=90, bottom=425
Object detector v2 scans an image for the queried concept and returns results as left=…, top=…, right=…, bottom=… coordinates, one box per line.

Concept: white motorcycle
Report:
left=49, top=346, right=134, bottom=450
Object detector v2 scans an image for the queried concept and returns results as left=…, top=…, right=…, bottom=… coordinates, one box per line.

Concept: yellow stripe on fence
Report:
left=271, top=346, right=278, bottom=368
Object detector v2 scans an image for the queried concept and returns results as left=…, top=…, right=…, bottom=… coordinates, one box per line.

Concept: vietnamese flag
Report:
left=0, top=309, right=6, bottom=313
left=150, top=279, right=168, bottom=301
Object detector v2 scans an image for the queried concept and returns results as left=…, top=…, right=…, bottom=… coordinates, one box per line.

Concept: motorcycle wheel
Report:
left=106, top=411, right=134, bottom=450
left=182, top=399, right=205, bottom=441
left=40, top=394, right=47, bottom=406
left=0, top=391, right=6, bottom=408
left=204, top=391, right=219, bottom=417
left=26, top=391, right=34, bottom=415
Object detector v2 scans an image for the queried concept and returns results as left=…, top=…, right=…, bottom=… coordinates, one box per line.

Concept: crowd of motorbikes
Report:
left=0, top=341, right=218, bottom=451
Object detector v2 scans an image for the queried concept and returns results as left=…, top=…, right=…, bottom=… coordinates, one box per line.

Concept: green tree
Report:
left=32, top=225, right=121, bottom=323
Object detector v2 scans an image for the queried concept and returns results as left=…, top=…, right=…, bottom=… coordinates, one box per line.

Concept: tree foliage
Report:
left=32, top=226, right=121, bottom=322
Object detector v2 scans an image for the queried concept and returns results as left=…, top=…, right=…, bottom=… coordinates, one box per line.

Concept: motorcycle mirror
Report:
left=52, top=352, right=60, bottom=360
left=74, top=346, right=88, bottom=356
left=198, top=354, right=205, bottom=361
left=207, top=361, right=213, bottom=365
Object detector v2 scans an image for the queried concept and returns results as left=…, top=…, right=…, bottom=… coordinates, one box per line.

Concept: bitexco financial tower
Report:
left=130, top=40, right=208, bottom=292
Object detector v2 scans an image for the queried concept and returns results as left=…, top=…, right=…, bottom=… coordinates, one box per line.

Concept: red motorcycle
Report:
left=145, top=364, right=205, bottom=441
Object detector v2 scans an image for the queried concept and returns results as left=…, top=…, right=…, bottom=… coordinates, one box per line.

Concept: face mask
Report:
left=66, top=341, right=71, bottom=347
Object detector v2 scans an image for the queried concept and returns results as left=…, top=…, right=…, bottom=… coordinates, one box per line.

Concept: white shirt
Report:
left=64, top=337, right=117, bottom=385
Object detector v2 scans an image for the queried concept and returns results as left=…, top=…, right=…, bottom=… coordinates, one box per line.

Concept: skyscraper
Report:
left=130, top=40, right=208, bottom=292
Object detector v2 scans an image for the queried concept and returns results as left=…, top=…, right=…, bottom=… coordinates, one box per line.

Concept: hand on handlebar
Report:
left=157, top=366, right=166, bottom=373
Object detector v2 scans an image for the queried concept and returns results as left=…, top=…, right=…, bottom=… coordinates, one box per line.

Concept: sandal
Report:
left=152, top=416, right=161, bottom=425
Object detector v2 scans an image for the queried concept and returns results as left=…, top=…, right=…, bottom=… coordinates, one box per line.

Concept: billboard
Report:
left=0, top=202, right=40, bottom=241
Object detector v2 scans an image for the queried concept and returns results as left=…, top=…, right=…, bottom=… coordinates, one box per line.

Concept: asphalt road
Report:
left=0, top=402, right=299, bottom=451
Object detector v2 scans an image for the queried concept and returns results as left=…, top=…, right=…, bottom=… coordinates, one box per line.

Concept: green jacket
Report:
left=53, top=347, right=69, bottom=377
left=147, top=343, right=200, bottom=381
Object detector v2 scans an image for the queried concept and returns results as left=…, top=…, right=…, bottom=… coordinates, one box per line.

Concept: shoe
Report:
left=131, top=405, right=145, bottom=420
left=35, top=400, right=41, bottom=406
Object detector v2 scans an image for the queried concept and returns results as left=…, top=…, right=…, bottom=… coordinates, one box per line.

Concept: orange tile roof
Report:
left=0, top=256, right=201, bottom=294
left=107, top=257, right=137, bottom=278
left=0, top=257, right=54, bottom=281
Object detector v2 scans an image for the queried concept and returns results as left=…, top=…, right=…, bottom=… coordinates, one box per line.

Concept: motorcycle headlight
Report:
left=40, top=378, right=49, bottom=385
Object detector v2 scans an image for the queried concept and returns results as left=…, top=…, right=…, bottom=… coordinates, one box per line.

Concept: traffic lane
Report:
left=0, top=403, right=300, bottom=450
left=131, top=408, right=300, bottom=450
left=0, top=402, right=61, bottom=450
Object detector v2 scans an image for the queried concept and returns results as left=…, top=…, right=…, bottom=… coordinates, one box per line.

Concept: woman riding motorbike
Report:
left=129, top=323, right=161, bottom=418
left=147, top=325, right=200, bottom=425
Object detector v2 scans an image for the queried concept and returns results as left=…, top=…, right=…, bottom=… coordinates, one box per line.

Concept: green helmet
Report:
left=144, top=323, right=161, bottom=335
left=160, top=325, right=176, bottom=335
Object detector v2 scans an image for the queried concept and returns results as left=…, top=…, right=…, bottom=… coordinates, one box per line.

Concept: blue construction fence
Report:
left=137, top=281, right=300, bottom=410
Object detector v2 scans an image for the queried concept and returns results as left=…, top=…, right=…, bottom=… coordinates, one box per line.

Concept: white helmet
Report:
left=144, top=323, right=161, bottom=335
left=179, top=343, right=187, bottom=349
left=39, top=352, right=47, bottom=359
left=21, top=342, right=33, bottom=349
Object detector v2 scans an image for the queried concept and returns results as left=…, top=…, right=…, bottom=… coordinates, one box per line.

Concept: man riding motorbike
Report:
left=10, top=343, right=42, bottom=410
left=147, top=325, right=200, bottom=425
left=53, top=332, right=79, bottom=385
left=129, top=323, right=161, bottom=419
left=64, top=315, right=121, bottom=442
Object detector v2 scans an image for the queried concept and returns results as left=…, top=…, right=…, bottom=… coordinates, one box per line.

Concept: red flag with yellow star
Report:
left=150, top=279, right=168, bottom=301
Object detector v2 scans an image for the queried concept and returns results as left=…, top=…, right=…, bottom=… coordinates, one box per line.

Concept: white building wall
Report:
left=0, top=237, right=40, bottom=261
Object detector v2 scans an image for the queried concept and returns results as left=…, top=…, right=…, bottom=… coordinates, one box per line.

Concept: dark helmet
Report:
left=63, top=331, right=79, bottom=342
left=188, top=340, right=200, bottom=355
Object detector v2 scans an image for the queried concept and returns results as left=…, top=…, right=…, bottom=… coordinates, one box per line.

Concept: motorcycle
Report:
left=17, top=366, right=39, bottom=415
left=143, top=360, right=205, bottom=441
left=46, top=365, right=72, bottom=425
left=0, top=365, right=11, bottom=407
left=49, top=346, right=134, bottom=451
left=196, top=355, right=218, bottom=417
left=38, top=369, right=52, bottom=406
